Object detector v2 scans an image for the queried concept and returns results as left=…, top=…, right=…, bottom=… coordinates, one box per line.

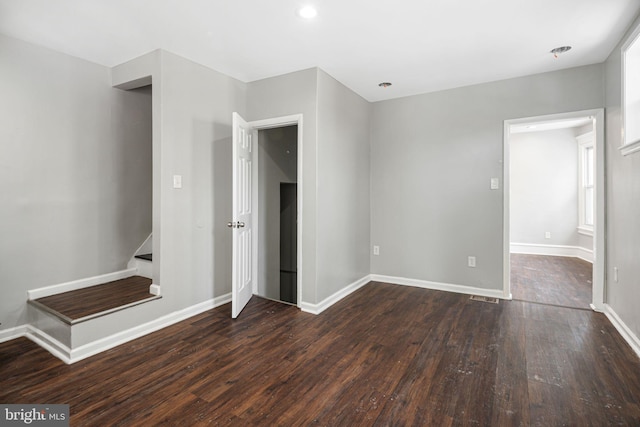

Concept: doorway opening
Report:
left=114, top=82, right=154, bottom=283
left=503, top=109, right=605, bottom=311
left=256, top=125, right=298, bottom=305
left=231, top=113, right=302, bottom=318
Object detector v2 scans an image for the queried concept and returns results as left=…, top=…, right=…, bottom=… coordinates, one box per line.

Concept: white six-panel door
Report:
left=231, top=112, right=254, bottom=318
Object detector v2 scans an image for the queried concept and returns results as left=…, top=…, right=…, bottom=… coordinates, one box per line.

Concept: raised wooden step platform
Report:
left=29, top=276, right=161, bottom=325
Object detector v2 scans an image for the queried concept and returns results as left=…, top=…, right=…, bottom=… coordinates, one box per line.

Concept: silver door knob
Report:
left=227, top=221, right=236, bottom=228
left=237, top=222, right=245, bottom=228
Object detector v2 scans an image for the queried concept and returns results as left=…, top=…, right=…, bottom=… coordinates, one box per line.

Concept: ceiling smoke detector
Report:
left=378, top=82, right=392, bottom=88
left=550, top=46, right=572, bottom=58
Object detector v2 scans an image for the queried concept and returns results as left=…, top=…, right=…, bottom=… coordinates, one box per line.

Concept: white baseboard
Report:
left=510, top=243, right=593, bottom=263
left=25, top=325, right=73, bottom=364
left=603, top=304, right=640, bottom=360
left=0, top=324, right=29, bottom=344
left=370, top=274, right=510, bottom=300
left=24, top=293, right=231, bottom=364
left=27, top=268, right=138, bottom=300
left=0, top=324, right=73, bottom=363
left=301, top=275, right=370, bottom=315
left=67, top=292, right=232, bottom=364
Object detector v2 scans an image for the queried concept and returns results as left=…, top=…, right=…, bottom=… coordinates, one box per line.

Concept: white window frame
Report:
left=621, top=21, right=640, bottom=156
left=577, top=132, right=594, bottom=236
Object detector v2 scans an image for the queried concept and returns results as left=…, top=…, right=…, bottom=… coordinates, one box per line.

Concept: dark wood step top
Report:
left=29, top=275, right=160, bottom=324
left=134, top=253, right=152, bottom=261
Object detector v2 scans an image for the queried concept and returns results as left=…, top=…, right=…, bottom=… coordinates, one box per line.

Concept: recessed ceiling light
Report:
left=550, top=46, right=572, bottom=58
left=298, top=6, right=317, bottom=19
left=378, top=82, right=392, bottom=88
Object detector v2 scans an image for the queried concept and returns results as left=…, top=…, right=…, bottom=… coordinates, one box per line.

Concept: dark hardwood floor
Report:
left=511, top=254, right=592, bottom=309
left=30, top=276, right=158, bottom=323
left=3, top=282, right=640, bottom=425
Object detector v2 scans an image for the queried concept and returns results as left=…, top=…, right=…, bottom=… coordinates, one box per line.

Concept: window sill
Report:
left=620, top=139, right=640, bottom=156
left=578, top=227, right=593, bottom=237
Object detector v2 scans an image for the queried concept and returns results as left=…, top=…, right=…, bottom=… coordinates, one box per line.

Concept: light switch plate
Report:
left=490, top=178, right=499, bottom=190
left=173, top=175, right=182, bottom=189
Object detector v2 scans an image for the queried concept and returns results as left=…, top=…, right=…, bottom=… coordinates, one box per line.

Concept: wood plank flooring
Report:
left=511, top=254, right=592, bottom=309
left=3, top=282, right=640, bottom=425
left=30, top=276, right=158, bottom=323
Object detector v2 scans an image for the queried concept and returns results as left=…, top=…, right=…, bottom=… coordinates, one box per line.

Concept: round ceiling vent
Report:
left=550, top=46, right=572, bottom=58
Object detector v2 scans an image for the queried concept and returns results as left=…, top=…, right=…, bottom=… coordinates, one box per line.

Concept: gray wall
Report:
left=257, top=126, right=298, bottom=300
left=10, top=48, right=248, bottom=346
left=510, top=128, right=578, bottom=247
left=87, top=50, right=246, bottom=345
left=370, top=65, right=604, bottom=290
left=0, top=34, right=152, bottom=330
left=8, top=26, right=637, bottom=347
left=604, top=15, right=640, bottom=341
left=157, top=50, right=246, bottom=312
left=316, top=70, right=371, bottom=301
left=248, top=68, right=372, bottom=305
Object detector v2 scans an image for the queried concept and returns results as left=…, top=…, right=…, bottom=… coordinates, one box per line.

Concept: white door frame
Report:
left=249, top=114, right=303, bottom=307
left=503, top=108, right=605, bottom=311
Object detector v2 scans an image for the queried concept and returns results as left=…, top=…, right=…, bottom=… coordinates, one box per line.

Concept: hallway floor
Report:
left=510, top=254, right=592, bottom=309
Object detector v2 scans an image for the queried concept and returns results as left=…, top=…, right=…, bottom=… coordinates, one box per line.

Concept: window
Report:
left=577, top=132, right=594, bottom=235
left=622, top=22, right=640, bottom=155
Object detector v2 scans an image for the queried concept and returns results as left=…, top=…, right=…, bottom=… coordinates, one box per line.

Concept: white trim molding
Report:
left=300, top=275, right=370, bottom=315
left=620, top=139, right=640, bottom=156
left=370, top=274, right=510, bottom=301
left=27, top=268, right=138, bottom=300
left=25, top=325, right=73, bottom=364
left=0, top=324, right=30, bottom=344
left=66, top=293, right=231, bottom=363
left=603, top=304, right=640, bottom=359
left=248, top=114, right=304, bottom=308
left=510, top=243, right=593, bottom=263
left=621, top=19, right=640, bottom=155
left=26, top=293, right=231, bottom=364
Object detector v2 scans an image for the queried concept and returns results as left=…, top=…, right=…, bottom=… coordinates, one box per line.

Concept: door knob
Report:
left=238, top=222, right=245, bottom=228
left=227, top=221, right=237, bottom=228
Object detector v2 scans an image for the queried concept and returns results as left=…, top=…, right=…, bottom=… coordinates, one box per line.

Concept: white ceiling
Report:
left=1, top=0, right=639, bottom=102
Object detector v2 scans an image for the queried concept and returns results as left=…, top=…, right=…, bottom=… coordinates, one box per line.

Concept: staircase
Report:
left=133, top=253, right=153, bottom=279
left=25, top=234, right=160, bottom=363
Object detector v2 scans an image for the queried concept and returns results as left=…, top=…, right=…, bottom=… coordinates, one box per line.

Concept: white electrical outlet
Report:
left=373, top=245, right=380, bottom=256
left=173, top=175, right=182, bottom=189
left=490, top=178, right=499, bottom=190
left=468, top=256, right=476, bottom=268
left=545, top=231, right=551, bottom=239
